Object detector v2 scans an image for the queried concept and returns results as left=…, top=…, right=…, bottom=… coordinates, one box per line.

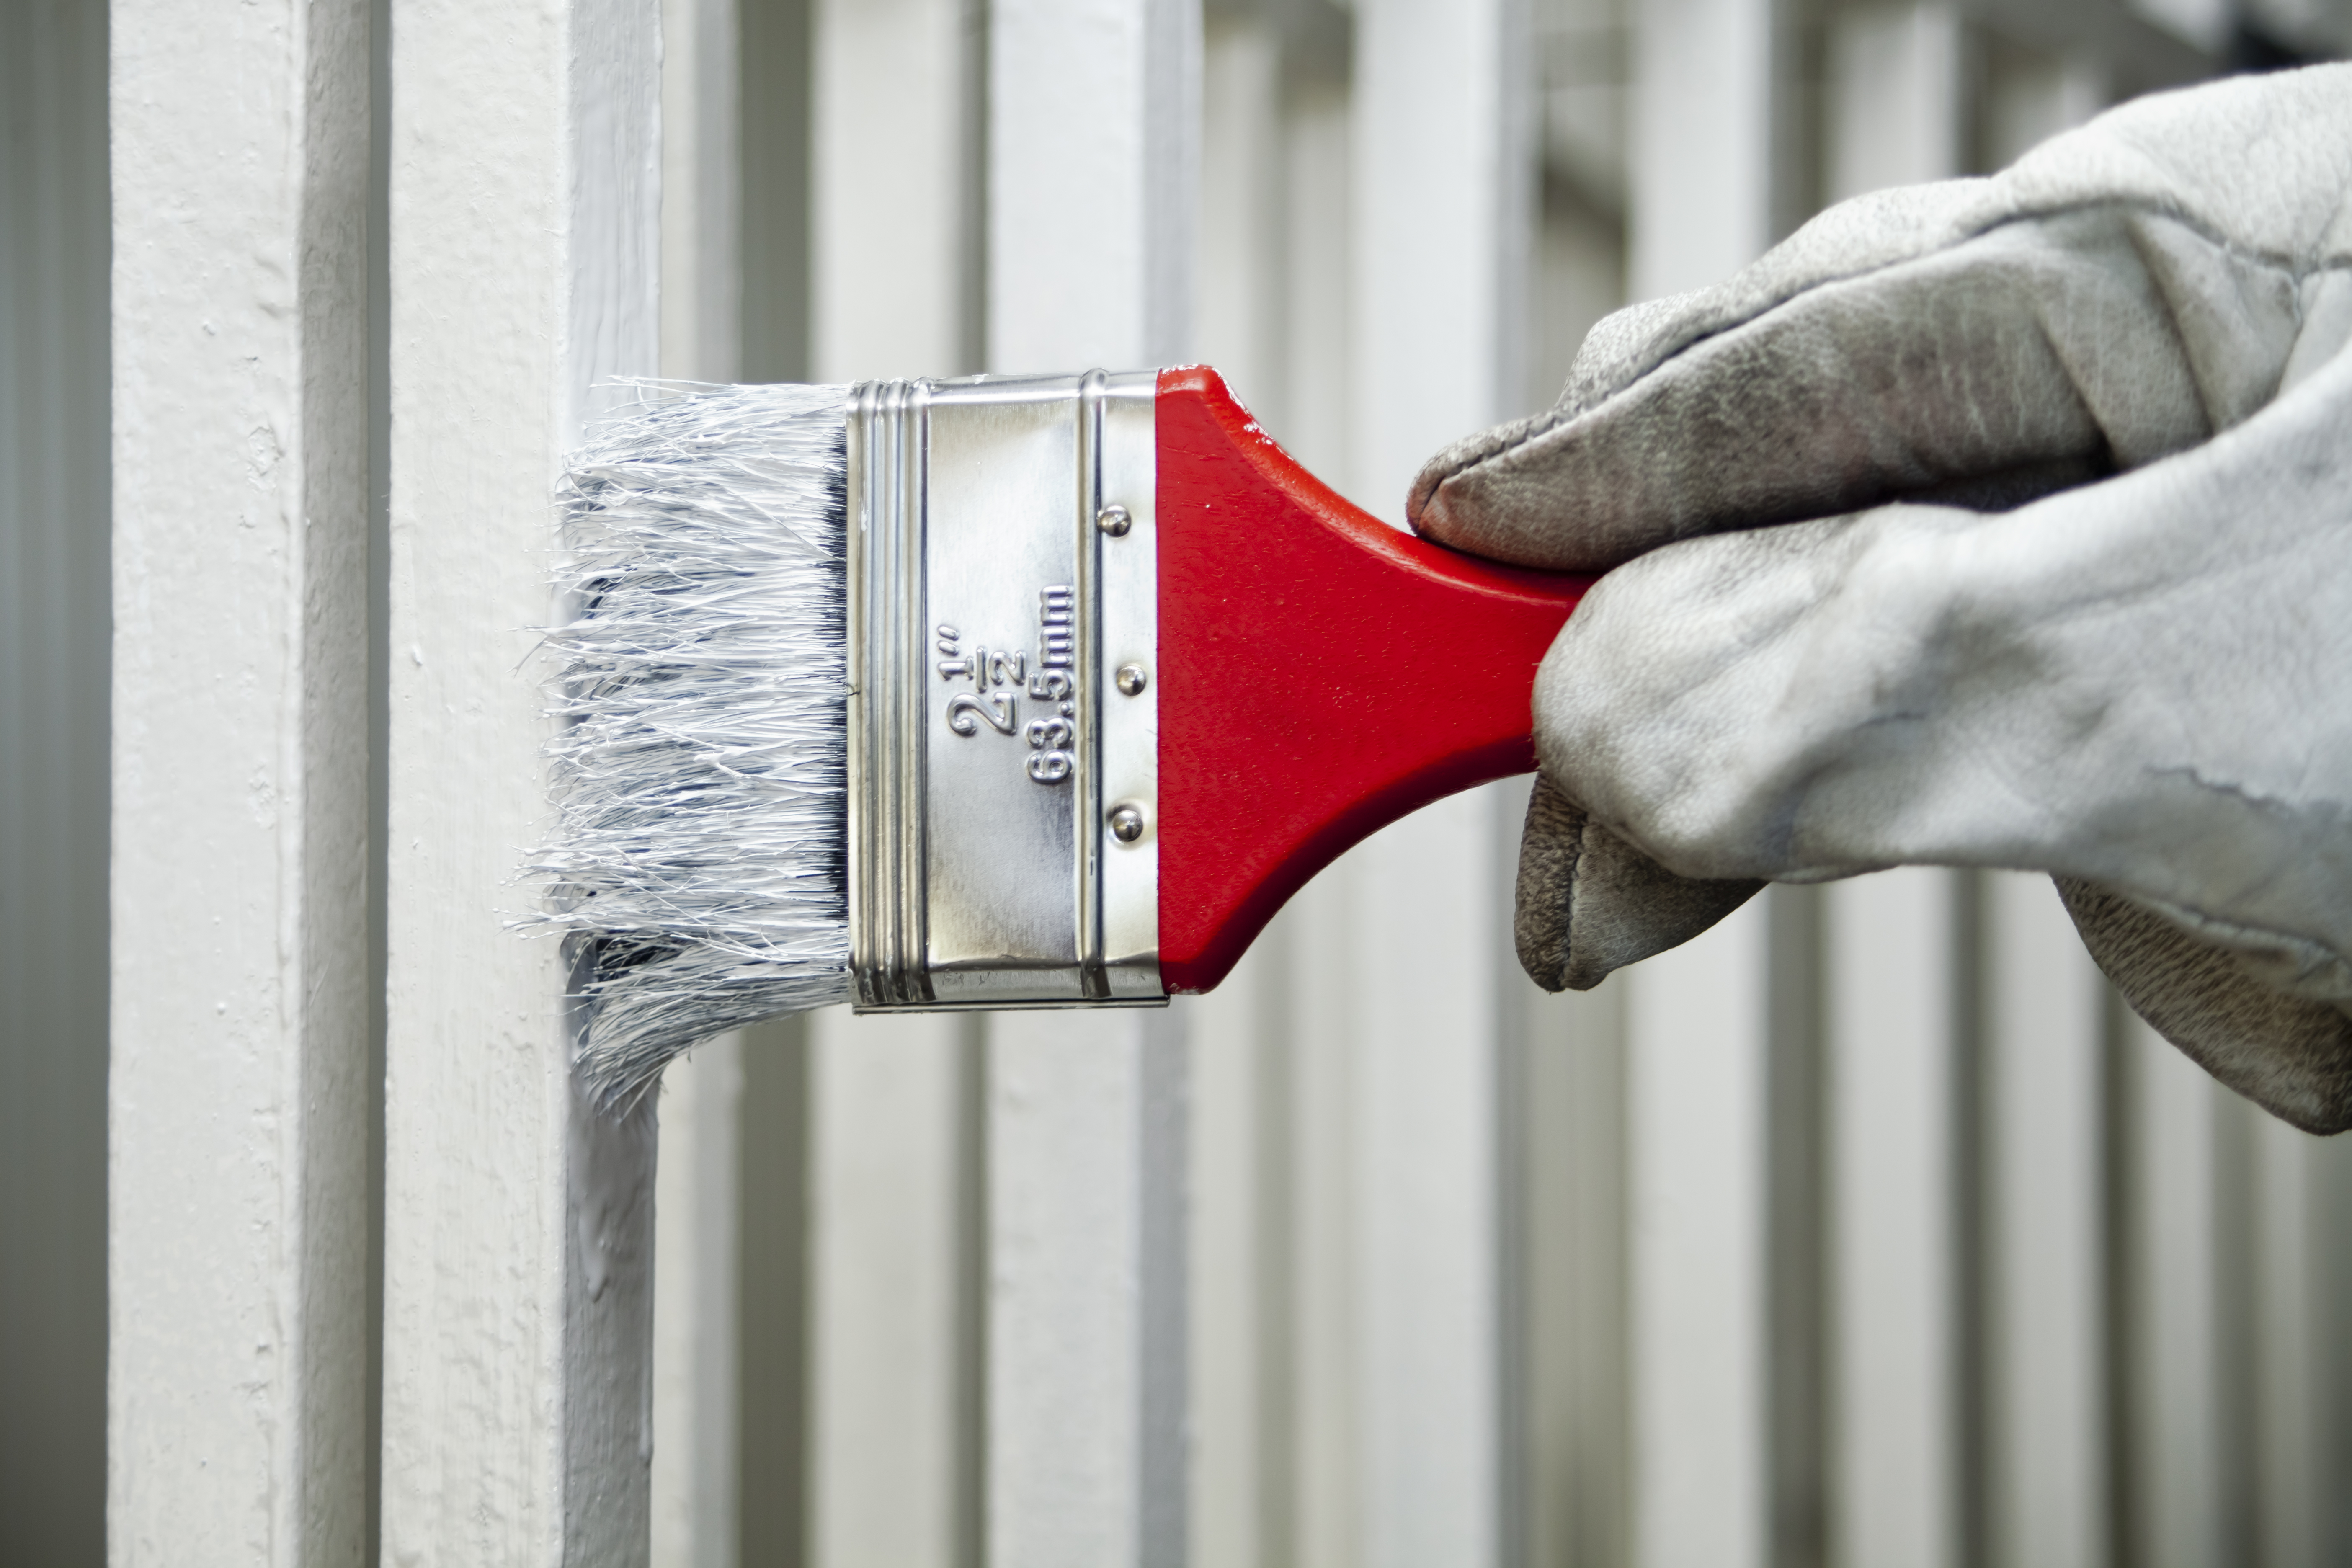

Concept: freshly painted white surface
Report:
left=2122, top=1014, right=2225, bottom=1568
left=1826, top=2, right=1962, bottom=205
left=1197, top=15, right=1288, bottom=433
left=382, top=0, right=663, bottom=1562
left=1827, top=870, right=1959, bottom=1568
left=1353, top=792, right=1506, bottom=1568
left=1985, top=872, right=2110, bottom=1568
left=1187, top=38, right=1287, bottom=1556
left=2253, top=1116, right=2322, bottom=1568
left=1286, top=861, right=1368, bottom=1568
left=1620, top=4, right=1773, bottom=1556
left=650, top=1040, right=743, bottom=1568
left=811, top=0, right=967, bottom=380
left=806, top=1008, right=964, bottom=1568
left=1350, top=0, right=1522, bottom=522
left=108, top=1, right=372, bottom=1561
left=1818, top=40, right=1962, bottom=1563
left=984, top=5, right=1196, bottom=1561
left=1628, top=904, right=1769, bottom=1568
left=987, top=1008, right=1189, bottom=1568
left=1186, top=938, right=1273, bottom=1568
left=1630, top=0, right=1773, bottom=298
left=650, top=5, right=744, bottom=1560
left=802, top=8, right=972, bottom=1561
left=661, top=0, right=743, bottom=386
left=1342, top=1, right=1528, bottom=1560
left=989, top=0, right=1200, bottom=372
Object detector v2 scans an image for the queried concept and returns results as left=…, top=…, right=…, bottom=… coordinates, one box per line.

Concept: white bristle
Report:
left=530, top=381, right=854, bottom=1109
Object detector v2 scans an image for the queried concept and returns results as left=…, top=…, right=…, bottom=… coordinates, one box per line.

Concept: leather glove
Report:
left=1409, top=64, right=2352, bottom=1132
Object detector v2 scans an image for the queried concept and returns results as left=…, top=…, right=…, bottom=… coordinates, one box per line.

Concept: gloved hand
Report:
left=1409, top=64, right=2352, bottom=1132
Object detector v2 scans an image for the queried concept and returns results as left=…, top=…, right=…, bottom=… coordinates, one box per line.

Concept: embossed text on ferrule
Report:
left=934, top=591, right=1083, bottom=787
left=1025, top=586, right=1078, bottom=783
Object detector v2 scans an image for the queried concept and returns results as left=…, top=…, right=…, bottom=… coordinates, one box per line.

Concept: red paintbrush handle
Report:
left=1155, top=366, right=1593, bottom=994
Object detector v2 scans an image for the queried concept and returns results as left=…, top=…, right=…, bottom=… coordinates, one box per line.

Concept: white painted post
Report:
left=660, top=0, right=743, bottom=388
left=1350, top=802, right=1505, bottom=1568
left=799, top=4, right=976, bottom=1560
left=1825, top=3, right=1962, bottom=208
left=802, top=1009, right=966, bottom=1565
left=811, top=0, right=970, bottom=382
left=1188, top=26, right=1289, bottom=1562
left=1622, top=0, right=1777, bottom=1560
left=1826, top=871, right=1960, bottom=1568
left=1286, top=866, right=1370, bottom=1568
left=1627, top=913, right=1771, bottom=1568
left=1818, top=26, right=1964, bottom=1568
left=1344, top=0, right=1529, bottom=1558
left=650, top=1039, right=743, bottom=1568
left=989, top=0, right=1197, bottom=375
left=1186, top=940, right=1279, bottom=1568
left=108, top=2, right=373, bottom=1562
left=2118, top=1014, right=2230, bottom=1568
left=985, top=3, right=1197, bottom=1562
left=1629, top=0, right=1773, bottom=301
left=1985, top=872, right=2111, bottom=1568
left=2252, top=1117, right=2325, bottom=1568
left=649, top=9, right=746, bottom=1565
left=381, top=0, right=663, bottom=1562
left=1197, top=13, right=1289, bottom=429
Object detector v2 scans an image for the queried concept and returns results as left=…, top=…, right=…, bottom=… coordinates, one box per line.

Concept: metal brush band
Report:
left=846, top=371, right=1164, bottom=1011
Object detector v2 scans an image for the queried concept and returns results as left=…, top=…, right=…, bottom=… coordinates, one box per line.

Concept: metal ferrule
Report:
left=846, top=371, right=1163, bottom=1011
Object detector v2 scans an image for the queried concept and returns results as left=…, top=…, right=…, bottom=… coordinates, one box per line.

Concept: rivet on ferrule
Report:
left=1097, top=503, right=1133, bottom=537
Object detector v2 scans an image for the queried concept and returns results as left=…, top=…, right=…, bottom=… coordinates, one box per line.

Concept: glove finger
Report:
left=2058, top=877, right=2352, bottom=1135
left=1516, top=773, right=1762, bottom=993
left=1411, top=69, right=2352, bottom=571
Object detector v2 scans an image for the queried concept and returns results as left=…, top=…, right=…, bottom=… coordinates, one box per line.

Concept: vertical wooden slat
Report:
left=650, top=1040, right=744, bottom=1568
left=1518, top=935, right=1632, bottom=1568
left=736, top=1018, right=812, bottom=1568
left=811, top=0, right=969, bottom=381
left=985, top=1010, right=1190, bottom=1565
left=108, top=1, right=374, bottom=1562
left=1347, top=0, right=1530, bottom=1558
left=2114, top=1011, right=2241, bottom=1568
left=983, top=3, right=1196, bottom=1561
left=799, top=3, right=973, bottom=1553
left=1984, top=872, right=2110, bottom=1568
left=1826, top=871, right=1961, bottom=1568
left=649, top=6, right=747, bottom=1562
left=381, top=0, right=663, bottom=1560
left=1354, top=796, right=1506, bottom=1568
left=1622, top=0, right=1775, bottom=1560
left=1189, top=23, right=1289, bottom=1563
left=1289, top=864, right=1368, bottom=1568
left=1817, top=25, right=1965, bottom=1568
left=806, top=1010, right=965, bottom=1565
left=1628, top=909, right=1771, bottom=1568
left=1189, top=944, right=1278, bottom=1568
left=1629, top=0, right=1772, bottom=299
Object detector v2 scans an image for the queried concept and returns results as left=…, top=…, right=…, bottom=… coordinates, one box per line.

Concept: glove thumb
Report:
left=1517, top=774, right=1764, bottom=991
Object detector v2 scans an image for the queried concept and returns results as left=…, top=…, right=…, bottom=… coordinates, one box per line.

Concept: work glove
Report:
left=1409, top=64, right=2352, bottom=1133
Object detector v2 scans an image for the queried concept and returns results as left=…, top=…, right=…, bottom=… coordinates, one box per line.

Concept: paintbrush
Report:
left=535, top=367, right=1589, bottom=1107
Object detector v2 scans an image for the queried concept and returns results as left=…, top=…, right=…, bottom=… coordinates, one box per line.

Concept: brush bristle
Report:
left=531, top=381, right=854, bottom=1109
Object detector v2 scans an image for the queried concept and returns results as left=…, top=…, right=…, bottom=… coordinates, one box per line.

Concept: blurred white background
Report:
left=8, top=0, right=2352, bottom=1563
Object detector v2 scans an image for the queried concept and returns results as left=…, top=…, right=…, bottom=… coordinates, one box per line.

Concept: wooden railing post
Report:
left=381, top=0, right=663, bottom=1561
left=985, top=4, right=1197, bottom=1560
left=108, top=1, right=374, bottom=1561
